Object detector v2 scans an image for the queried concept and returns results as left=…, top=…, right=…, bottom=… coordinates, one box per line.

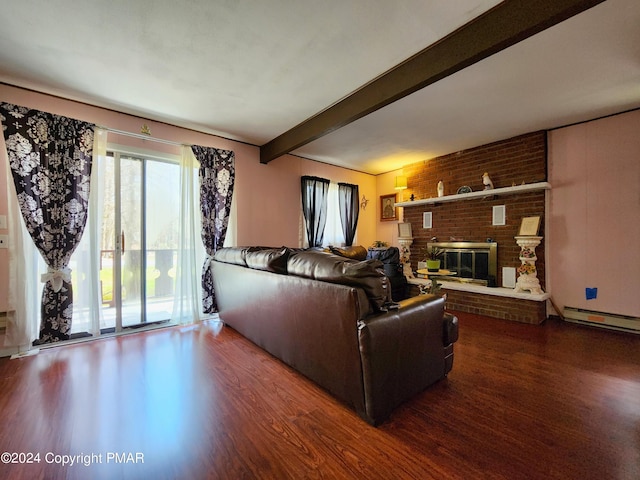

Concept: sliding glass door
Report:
left=60, top=141, right=214, bottom=341
left=100, top=151, right=180, bottom=332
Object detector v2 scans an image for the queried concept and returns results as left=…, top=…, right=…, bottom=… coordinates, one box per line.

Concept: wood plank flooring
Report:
left=0, top=313, right=638, bottom=479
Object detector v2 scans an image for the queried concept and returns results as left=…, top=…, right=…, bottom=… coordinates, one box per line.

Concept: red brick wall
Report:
left=402, top=131, right=547, bottom=289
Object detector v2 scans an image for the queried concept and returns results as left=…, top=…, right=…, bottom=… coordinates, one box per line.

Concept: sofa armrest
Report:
left=442, top=313, right=458, bottom=376
left=444, top=312, right=459, bottom=345
left=357, top=294, right=450, bottom=425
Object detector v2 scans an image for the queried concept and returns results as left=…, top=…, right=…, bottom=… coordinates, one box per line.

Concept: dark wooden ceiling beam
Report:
left=260, top=0, right=605, bottom=164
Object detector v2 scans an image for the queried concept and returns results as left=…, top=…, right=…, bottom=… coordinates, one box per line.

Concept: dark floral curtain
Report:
left=191, top=146, right=235, bottom=314
left=0, top=103, right=94, bottom=344
left=338, top=182, right=359, bottom=246
left=301, top=176, right=330, bottom=247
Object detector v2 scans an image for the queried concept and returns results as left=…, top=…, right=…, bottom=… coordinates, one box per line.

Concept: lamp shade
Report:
left=394, top=176, right=407, bottom=190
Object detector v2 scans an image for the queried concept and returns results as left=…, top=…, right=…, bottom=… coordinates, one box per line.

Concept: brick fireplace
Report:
left=399, top=131, right=548, bottom=323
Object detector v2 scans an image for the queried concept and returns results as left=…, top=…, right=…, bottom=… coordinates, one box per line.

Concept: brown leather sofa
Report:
left=211, top=246, right=459, bottom=425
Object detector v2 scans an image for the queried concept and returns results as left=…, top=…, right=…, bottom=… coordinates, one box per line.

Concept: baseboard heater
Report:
left=563, top=307, right=640, bottom=334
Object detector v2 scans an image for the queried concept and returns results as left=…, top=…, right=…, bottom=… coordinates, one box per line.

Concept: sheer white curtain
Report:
left=69, top=128, right=106, bottom=336
left=171, top=146, right=205, bottom=324
left=300, top=182, right=346, bottom=248
left=324, top=182, right=346, bottom=247
left=4, top=169, right=39, bottom=350
left=171, top=146, right=236, bottom=322
left=89, top=129, right=107, bottom=333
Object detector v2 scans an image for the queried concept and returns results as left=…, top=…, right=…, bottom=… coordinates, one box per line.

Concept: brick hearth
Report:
left=407, top=283, right=547, bottom=324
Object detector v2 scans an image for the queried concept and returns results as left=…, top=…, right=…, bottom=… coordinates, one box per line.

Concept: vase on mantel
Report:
left=514, top=236, right=543, bottom=295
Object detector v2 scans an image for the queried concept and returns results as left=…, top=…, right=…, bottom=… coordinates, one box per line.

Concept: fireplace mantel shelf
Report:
left=395, top=181, right=551, bottom=207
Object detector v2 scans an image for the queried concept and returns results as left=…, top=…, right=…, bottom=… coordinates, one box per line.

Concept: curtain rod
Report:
left=98, top=126, right=191, bottom=147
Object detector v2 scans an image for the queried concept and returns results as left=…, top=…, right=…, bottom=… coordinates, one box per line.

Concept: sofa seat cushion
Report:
left=288, top=250, right=390, bottom=311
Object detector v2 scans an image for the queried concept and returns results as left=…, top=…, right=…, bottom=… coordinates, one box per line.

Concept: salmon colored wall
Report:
left=237, top=154, right=376, bottom=248
left=0, top=84, right=376, bottom=312
left=548, top=109, right=640, bottom=318
left=375, top=170, right=406, bottom=246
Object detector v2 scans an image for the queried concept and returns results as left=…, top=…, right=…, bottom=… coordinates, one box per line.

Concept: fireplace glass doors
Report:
left=428, top=242, right=498, bottom=286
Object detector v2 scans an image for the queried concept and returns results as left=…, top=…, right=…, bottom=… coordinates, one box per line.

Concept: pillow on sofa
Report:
left=288, top=251, right=390, bottom=311
left=329, top=245, right=368, bottom=261
left=245, top=247, right=291, bottom=274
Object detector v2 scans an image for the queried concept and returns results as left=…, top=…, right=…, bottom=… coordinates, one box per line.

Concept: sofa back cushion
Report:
left=245, top=247, right=291, bottom=274
left=213, top=246, right=272, bottom=266
left=288, top=251, right=390, bottom=311
left=213, top=247, right=250, bottom=266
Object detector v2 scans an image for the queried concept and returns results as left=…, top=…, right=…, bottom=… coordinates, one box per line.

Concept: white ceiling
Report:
left=1, top=0, right=639, bottom=174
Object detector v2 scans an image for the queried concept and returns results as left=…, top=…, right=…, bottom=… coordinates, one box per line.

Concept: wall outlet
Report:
left=0, top=235, right=8, bottom=248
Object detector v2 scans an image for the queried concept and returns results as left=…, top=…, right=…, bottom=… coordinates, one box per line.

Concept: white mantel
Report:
left=395, top=182, right=551, bottom=207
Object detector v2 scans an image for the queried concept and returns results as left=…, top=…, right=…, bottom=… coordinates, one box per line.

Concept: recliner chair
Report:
left=366, top=247, right=408, bottom=301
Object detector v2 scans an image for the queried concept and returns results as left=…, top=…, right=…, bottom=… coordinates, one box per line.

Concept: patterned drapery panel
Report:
left=0, top=103, right=94, bottom=344
left=301, top=176, right=330, bottom=247
left=338, top=182, right=359, bottom=246
left=191, top=146, right=235, bottom=314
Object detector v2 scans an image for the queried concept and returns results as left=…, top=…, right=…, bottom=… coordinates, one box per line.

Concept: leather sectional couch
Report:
left=211, top=246, right=459, bottom=425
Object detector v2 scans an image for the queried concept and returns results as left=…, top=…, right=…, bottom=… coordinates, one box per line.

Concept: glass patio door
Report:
left=100, top=151, right=180, bottom=332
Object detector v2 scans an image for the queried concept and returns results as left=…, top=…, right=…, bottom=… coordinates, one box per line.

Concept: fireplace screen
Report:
left=428, top=242, right=498, bottom=286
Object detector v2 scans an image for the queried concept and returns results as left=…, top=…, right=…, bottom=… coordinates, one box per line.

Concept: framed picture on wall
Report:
left=398, top=222, right=412, bottom=238
left=380, top=193, right=397, bottom=221
left=518, top=216, right=541, bottom=236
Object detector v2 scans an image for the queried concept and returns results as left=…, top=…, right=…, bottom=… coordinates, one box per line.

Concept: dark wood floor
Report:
left=0, top=312, right=638, bottom=480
